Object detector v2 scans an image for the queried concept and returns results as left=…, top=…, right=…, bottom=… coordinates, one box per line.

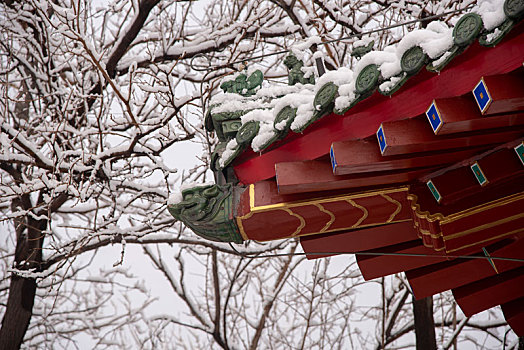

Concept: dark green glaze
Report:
left=168, top=184, right=243, bottom=243
left=236, top=120, right=260, bottom=145
left=426, top=46, right=460, bottom=72
left=453, top=13, right=483, bottom=47
left=284, top=54, right=315, bottom=86
left=314, top=82, right=338, bottom=112
left=220, top=70, right=263, bottom=96
left=274, top=106, right=297, bottom=132
left=222, top=120, right=243, bottom=139
left=401, top=46, right=427, bottom=76
left=355, top=64, right=380, bottom=95
left=479, top=19, right=516, bottom=47
left=378, top=73, right=410, bottom=96
left=351, top=40, right=374, bottom=59
left=504, top=0, right=524, bottom=19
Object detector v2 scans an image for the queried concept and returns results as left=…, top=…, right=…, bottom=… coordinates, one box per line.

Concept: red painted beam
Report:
left=453, top=265, right=524, bottom=317
left=330, top=139, right=485, bottom=175
left=233, top=27, right=524, bottom=184
left=356, top=239, right=449, bottom=281
left=429, top=95, right=524, bottom=135
left=422, top=139, right=524, bottom=205
left=502, top=297, right=524, bottom=337
left=300, top=221, right=419, bottom=259
left=477, top=70, right=524, bottom=115
left=275, top=159, right=434, bottom=195
left=379, top=117, right=524, bottom=157
left=236, top=181, right=412, bottom=241
left=406, top=236, right=524, bottom=299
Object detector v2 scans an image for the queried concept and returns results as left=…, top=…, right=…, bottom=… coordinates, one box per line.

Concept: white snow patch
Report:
left=240, top=109, right=274, bottom=124
left=335, top=81, right=357, bottom=111
left=396, top=22, right=453, bottom=59
left=315, top=67, right=353, bottom=92
left=431, top=50, right=453, bottom=68
left=355, top=49, right=400, bottom=79
left=219, top=139, right=239, bottom=167
left=474, top=0, right=507, bottom=31
left=379, top=73, right=406, bottom=93
left=251, top=124, right=277, bottom=152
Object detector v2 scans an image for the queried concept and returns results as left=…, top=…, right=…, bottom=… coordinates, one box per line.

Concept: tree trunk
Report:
left=0, top=195, right=47, bottom=350
left=413, top=295, right=437, bottom=350
left=0, top=276, right=37, bottom=350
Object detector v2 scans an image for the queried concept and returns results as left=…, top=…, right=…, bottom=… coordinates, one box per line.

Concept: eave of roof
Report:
left=231, top=22, right=524, bottom=184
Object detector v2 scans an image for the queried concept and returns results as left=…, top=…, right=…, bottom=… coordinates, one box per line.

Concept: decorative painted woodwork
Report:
left=472, top=72, right=524, bottom=115
left=356, top=239, right=449, bottom=281
left=169, top=9, right=524, bottom=335
left=167, top=184, right=243, bottom=243
left=409, top=188, right=524, bottom=254
left=236, top=182, right=411, bottom=241
left=406, top=236, right=524, bottom=299
left=470, top=162, right=488, bottom=186
left=300, top=221, right=419, bottom=259
left=275, top=159, right=433, bottom=195
left=377, top=117, right=524, bottom=157
left=419, top=139, right=524, bottom=205
left=330, top=140, right=485, bottom=176
left=426, top=180, right=442, bottom=204
left=453, top=265, right=524, bottom=317
left=233, top=29, right=524, bottom=183
left=516, top=141, right=524, bottom=165
left=425, top=95, right=524, bottom=135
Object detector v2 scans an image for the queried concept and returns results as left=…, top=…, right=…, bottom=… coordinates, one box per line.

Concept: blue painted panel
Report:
left=330, top=145, right=337, bottom=173
left=425, top=102, right=442, bottom=134
left=376, top=125, right=387, bottom=154
left=473, top=79, right=491, bottom=113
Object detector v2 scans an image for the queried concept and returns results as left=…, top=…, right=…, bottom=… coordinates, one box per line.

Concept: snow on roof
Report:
left=207, top=0, right=516, bottom=169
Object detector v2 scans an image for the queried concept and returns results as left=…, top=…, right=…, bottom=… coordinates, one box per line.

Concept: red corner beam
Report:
left=233, top=25, right=524, bottom=184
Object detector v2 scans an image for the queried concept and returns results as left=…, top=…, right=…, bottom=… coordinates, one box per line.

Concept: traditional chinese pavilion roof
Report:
left=169, top=0, right=524, bottom=337
left=203, top=1, right=523, bottom=177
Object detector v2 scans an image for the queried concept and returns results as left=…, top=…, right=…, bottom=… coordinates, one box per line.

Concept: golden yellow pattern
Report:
left=314, top=203, right=336, bottom=233
left=346, top=199, right=369, bottom=228
left=236, top=185, right=410, bottom=240
left=380, top=193, right=403, bottom=223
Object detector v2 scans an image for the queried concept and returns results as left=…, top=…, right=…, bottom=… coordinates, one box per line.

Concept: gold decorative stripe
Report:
left=417, top=226, right=443, bottom=239
left=446, top=227, right=524, bottom=253
left=407, top=191, right=524, bottom=225
left=346, top=199, right=368, bottom=228
left=282, top=208, right=306, bottom=237
left=443, top=212, right=524, bottom=241
left=407, top=193, right=445, bottom=222
left=250, top=184, right=255, bottom=209
left=421, top=240, right=446, bottom=251
left=236, top=217, right=250, bottom=240
left=315, top=204, right=336, bottom=233
left=442, top=192, right=524, bottom=224
left=380, top=194, right=402, bottom=223
left=249, top=185, right=409, bottom=213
